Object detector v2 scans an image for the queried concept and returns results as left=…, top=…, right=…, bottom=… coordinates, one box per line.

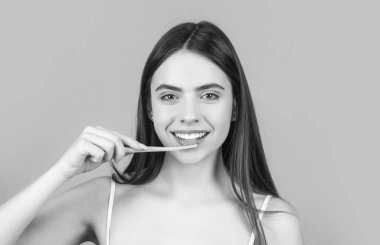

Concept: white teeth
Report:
left=174, top=132, right=206, bottom=140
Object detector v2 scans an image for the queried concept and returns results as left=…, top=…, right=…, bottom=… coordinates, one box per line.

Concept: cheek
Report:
left=153, top=105, right=173, bottom=124
left=211, top=105, right=233, bottom=135
left=151, top=104, right=174, bottom=141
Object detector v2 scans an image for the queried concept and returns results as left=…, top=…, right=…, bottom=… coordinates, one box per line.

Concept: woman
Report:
left=0, top=21, right=304, bottom=245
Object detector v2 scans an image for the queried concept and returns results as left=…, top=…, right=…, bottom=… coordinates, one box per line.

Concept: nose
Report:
left=179, top=98, right=200, bottom=124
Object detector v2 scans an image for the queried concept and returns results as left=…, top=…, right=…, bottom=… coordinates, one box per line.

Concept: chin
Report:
left=168, top=147, right=217, bottom=165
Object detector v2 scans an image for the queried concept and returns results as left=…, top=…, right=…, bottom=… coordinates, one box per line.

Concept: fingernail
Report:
left=139, top=143, right=148, bottom=149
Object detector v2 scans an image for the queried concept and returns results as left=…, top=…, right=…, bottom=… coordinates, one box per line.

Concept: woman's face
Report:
left=149, top=50, right=235, bottom=164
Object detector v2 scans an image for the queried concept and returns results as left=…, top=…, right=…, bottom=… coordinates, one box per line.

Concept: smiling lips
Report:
left=171, top=131, right=210, bottom=146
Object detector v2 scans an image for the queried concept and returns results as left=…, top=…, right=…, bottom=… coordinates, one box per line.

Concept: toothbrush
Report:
left=124, top=144, right=198, bottom=154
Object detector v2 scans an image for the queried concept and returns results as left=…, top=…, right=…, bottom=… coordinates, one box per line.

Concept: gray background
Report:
left=0, top=0, right=379, bottom=245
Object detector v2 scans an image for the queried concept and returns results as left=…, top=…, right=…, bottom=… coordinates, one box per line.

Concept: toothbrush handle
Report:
left=124, top=145, right=197, bottom=154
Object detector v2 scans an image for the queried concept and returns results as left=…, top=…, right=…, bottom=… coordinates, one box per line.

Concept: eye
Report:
left=201, top=93, right=219, bottom=100
left=161, top=93, right=178, bottom=101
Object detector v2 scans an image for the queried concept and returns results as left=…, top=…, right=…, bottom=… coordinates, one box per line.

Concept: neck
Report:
left=151, top=148, right=234, bottom=202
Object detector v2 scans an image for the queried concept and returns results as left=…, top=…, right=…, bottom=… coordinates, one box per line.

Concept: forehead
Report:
left=151, top=50, right=231, bottom=91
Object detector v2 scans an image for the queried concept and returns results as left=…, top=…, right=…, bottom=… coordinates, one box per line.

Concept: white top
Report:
left=106, top=178, right=272, bottom=245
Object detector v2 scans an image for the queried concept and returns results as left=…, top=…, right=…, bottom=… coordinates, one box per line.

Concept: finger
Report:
left=81, top=132, right=115, bottom=162
left=79, top=139, right=105, bottom=163
left=84, top=126, right=127, bottom=161
left=111, top=130, right=148, bottom=150
left=83, top=126, right=146, bottom=156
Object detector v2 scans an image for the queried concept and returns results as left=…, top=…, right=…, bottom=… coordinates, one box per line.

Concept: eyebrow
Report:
left=154, top=83, right=225, bottom=92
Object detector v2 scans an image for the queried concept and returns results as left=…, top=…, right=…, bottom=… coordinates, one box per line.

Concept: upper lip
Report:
left=171, top=130, right=210, bottom=134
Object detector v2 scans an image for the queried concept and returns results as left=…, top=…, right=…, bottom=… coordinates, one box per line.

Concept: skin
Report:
left=2, top=49, right=305, bottom=245
left=147, top=49, right=237, bottom=202
left=101, top=50, right=304, bottom=244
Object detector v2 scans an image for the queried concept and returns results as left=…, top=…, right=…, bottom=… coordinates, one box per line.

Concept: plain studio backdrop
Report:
left=0, top=1, right=378, bottom=245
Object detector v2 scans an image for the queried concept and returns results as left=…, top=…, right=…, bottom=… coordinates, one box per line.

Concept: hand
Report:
left=54, top=126, right=147, bottom=179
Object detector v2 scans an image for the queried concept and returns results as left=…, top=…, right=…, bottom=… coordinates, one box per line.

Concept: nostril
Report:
left=180, top=118, right=199, bottom=123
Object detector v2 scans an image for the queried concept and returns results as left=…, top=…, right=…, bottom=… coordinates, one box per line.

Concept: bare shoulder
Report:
left=54, top=175, right=112, bottom=224
left=261, top=196, right=305, bottom=245
left=50, top=175, right=111, bottom=213
left=64, top=175, right=112, bottom=201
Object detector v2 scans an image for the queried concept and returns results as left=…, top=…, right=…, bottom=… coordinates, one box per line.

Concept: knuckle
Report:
left=80, top=132, right=90, bottom=139
left=104, top=143, right=115, bottom=152
left=84, top=125, right=94, bottom=132
left=116, top=138, right=123, bottom=146
left=93, top=157, right=102, bottom=163
left=98, top=150, right=105, bottom=157
left=119, top=143, right=126, bottom=154
left=109, top=134, right=119, bottom=142
left=78, top=138, right=89, bottom=147
left=113, top=137, right=124, bottom=149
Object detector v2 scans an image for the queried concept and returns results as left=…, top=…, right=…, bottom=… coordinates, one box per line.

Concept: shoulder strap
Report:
left=248, top=232, right=255, bottom=245
left=106, top=178, right=116, bottom=245
left=259, top=195, right=272, bottom=221
left=247, top=195, right=273, bottom=245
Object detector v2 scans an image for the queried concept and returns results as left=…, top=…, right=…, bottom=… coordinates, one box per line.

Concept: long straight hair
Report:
left=111, top=21, right=280, bottom=244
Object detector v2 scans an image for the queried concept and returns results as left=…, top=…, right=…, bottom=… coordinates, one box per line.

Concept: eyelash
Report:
left=160, top=93, right=219, bottom=101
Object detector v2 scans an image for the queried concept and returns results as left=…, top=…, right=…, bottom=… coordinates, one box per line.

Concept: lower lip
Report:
left=171, top=133, right=210, bottom=146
